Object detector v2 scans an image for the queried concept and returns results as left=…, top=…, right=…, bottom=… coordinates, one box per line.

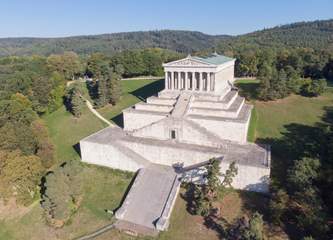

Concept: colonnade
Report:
left=164, top=71, right=215, bottom=92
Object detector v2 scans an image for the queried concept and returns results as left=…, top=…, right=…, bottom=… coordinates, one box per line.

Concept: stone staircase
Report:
left=188, top=94, right=245, bottom=118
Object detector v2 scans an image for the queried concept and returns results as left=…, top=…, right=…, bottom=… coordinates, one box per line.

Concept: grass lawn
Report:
left=43, top=106, right=107, bottom=163
left=97, top=79, right=164, bottom=126
left=0, top=165, right=133, bottom=240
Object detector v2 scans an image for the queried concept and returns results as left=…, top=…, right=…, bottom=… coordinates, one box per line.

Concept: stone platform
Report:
left=115, top=164, right=181, bottom=234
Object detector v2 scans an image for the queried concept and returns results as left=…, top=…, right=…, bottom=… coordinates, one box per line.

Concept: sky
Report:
left=0, top=0, right=332, bottom=38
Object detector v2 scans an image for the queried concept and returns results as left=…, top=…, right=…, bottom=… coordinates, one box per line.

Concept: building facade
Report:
left=80, top=53, right=271, bottom=193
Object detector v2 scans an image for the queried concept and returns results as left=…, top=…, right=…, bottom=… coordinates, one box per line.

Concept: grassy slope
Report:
left=236, top=78, right=333, bottom=140
left=0, top=80, right=156, bottom=240
left=97, top=79, right=164, bottom=125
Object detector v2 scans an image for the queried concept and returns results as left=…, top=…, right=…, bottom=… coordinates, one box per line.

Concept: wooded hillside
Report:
left=0, top=19, right=332, bottom=57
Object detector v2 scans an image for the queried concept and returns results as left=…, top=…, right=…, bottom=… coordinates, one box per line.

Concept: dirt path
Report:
left=66, top=80, right=114, bottom=127
left=85, top=99, right=113, bottom=126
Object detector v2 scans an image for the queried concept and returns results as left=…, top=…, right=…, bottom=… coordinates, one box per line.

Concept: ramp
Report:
left=115, top=164, right=181, bottom=236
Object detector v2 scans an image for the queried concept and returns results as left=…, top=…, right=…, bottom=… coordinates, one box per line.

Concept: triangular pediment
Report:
left=163, top=57, right=212, bottom=67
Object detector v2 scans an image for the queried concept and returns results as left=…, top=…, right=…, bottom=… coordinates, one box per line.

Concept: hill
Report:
left=0, top=30, right=229, bottom=56
left=0, top=19, right=332, bottom=56
left=216, top=19, right=333, bottom=51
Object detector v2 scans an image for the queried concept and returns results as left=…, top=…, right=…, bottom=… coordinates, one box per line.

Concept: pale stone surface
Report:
left=115, top=164, right=180, bottom=231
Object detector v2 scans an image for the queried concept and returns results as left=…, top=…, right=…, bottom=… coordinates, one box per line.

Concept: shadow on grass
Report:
left=72, top=142, right=81, bottom=158
left=111, top=113, right=124, bottom=128
left=110, top=79, right=164, bottom=128
left=235, top=81, right=260, bottom=101
left=86, top=81, right=98, bottom=101
left=256, top=123, right=327, bottom=186
left=112, top=171, right=139, bottom=213
left=129, top=79, right=164, bottom=101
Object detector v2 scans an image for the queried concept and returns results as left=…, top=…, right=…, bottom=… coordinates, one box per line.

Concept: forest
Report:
left=0, top=19, right=332, bottom=57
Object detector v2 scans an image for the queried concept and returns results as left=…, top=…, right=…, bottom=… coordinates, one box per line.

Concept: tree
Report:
left=221, top=161, right=238, bottom=188
left=0, top=150, right=44, bottom=205
left=269, top=189, right=289, bottom=224
left=323, top=58, right=333, bottom=81
left=41, top=161, right=82, bottom=228
left=47, top=52, right=83, bottom=80
left=287, top=157, right=320, bottom=192
left=109, top=69, right=122, bottom=105
left=257, top=63, right=273, bottom=101
left=243, top=212, right=265, bottom=240
left=205, top=158, right=222, bottom=198
left=64, top=84, right=85, bottom=117
left=228, top=212, right=265, bottom=240
left=31, top=120, right=55, bottom=168
left=301, top=78, right=327, bottom=97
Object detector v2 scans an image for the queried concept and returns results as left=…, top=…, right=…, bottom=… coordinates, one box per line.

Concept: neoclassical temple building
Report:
left=79, top=53, right=271, bottom=233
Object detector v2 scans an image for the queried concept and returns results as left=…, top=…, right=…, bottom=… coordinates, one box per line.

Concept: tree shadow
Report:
left=86, top=81, right=98, bottom=101
left=256, top=123, right=327, bottom=187
left=112, top=171, right=139, bottom=213
left=72, top=142, right=81, bottom=158
left=129, top=79, right=164, bottom=101
left=203, top=215, right=229, bottom=239
left=235, top=81, right=260, bottom=101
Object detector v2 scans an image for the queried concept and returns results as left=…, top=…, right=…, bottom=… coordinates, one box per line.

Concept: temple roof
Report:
left=192, top=53, right=235, bottom=65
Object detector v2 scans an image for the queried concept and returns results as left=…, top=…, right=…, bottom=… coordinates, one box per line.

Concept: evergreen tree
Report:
left=71, top=91, right=85, bottom=117
left=243, top=212, right=265, bottom=240
left=276, top=69, right=289, bottom=98
left=41, top=161, right=82, bottom=228
left=109, top=70, right=122, bottom=105
left=64, top=84, right=85, bottom=117
left=221, top=161, right=238, bottom=188
left=257, top=63, right=272, bottom=100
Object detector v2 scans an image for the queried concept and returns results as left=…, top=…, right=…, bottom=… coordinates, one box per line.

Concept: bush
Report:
left=301, top=78, right=327, bottom=97
left=41, top=161, right=82, bottom=228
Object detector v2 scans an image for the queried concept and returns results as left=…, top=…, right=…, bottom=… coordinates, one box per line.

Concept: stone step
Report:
left=146, top=96, right=177, bottom=106
left=171, top=93, right=192, bottom=118
left=187, top=103, right=252, bottom=123
left=191, top=90, right=238, bottom=109
left=135, top=102, right=173, bottom=113
left=188, top=96, right=244, bottom=118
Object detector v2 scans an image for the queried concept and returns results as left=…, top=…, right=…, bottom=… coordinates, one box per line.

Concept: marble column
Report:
left=178, top=72, right=182, bottom=90
left=170, top=71, right=174, bottom=90
left=165, top=71, right=168, bottom=89
left=199, top=72, right=203, bottom=91
left=185, top=72, right=188, bottom=90
left=193, top=72, right=197, bottom=90
left=207, top=72, right=210, bottom=91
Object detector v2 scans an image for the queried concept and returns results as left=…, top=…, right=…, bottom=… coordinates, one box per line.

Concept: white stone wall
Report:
left=80, top=141, right=142, bottom=172
left=123, top=111, right=166, bottom=131
left=214, top=65, right=234, bottom=93
left=220, top=161, right=270, bottom=193
left=132, top=118, right=223, bottom=148
left=132, top=119, right=169, bottom=140
left=190, top=117, right=250, bottom=144
left=120, top=140, right=222, bottom=167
